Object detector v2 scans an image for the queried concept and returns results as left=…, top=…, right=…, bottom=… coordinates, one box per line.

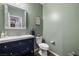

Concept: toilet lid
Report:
left=39, top=43, right=49, bottom=50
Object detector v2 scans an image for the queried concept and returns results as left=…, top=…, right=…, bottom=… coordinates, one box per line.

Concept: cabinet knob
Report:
left=10, top=52, right=13, bottom=55
left=26, top=48, right=29, bottom=50
left=31, top=50, right=33, bottom=53
left=4, top=46, right=7, bottom=48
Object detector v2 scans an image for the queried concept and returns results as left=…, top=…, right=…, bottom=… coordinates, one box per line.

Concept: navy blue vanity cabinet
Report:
left=0, top=38, right=35, bottom=56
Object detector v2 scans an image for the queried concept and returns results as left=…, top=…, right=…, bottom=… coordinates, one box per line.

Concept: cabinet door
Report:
left=0, top=38, right=35, bottom=56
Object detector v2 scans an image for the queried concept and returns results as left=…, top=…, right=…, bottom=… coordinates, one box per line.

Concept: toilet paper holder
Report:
left=50, top=41, right=55, bottom=45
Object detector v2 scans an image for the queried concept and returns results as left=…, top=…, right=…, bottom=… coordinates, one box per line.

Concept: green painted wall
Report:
left=61, top=4, right=79, bottom=55
left=0, top=3, right=42, bottom=36
left=25, top=3, right=43, bottom=35
left=0, top=5, right=4, bottom=37
left=43, top=4, right=63, bottom=55
left=43, top=3, right=79, bottom=55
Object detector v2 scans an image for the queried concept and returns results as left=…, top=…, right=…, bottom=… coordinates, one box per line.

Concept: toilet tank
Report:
left=36, top=36, right=42, bottom=44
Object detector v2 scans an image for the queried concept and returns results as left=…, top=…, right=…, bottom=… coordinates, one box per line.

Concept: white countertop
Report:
left=0, top=35, right=34, bottom=44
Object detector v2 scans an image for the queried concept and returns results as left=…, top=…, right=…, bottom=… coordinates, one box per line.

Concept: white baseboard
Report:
left=48, top=50, right=60, bottom=56
left=38, top=49, right=60, bottom=56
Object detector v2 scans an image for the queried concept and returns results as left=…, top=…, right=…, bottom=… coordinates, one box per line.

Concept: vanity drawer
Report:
left=0, top=42, right=17, bottom=49
left=0, top=44, right=9, bottom=50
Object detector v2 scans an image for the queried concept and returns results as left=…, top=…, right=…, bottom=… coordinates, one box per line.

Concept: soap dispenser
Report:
left=1, top=31, right=5, bottom=38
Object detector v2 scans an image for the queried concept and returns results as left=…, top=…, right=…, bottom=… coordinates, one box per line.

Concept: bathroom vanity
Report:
left=0, top=35, right=35, bottom=56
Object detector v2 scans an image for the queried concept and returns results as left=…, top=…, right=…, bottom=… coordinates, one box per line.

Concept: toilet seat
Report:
left=39, top=43, right=49, bottom=50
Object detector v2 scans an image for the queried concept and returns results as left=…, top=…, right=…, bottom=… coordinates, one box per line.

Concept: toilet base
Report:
left=38, top=50, right=47, bottom=56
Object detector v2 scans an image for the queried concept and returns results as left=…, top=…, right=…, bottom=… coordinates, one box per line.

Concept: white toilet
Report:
left=36, top=36, right=49, bottom=56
